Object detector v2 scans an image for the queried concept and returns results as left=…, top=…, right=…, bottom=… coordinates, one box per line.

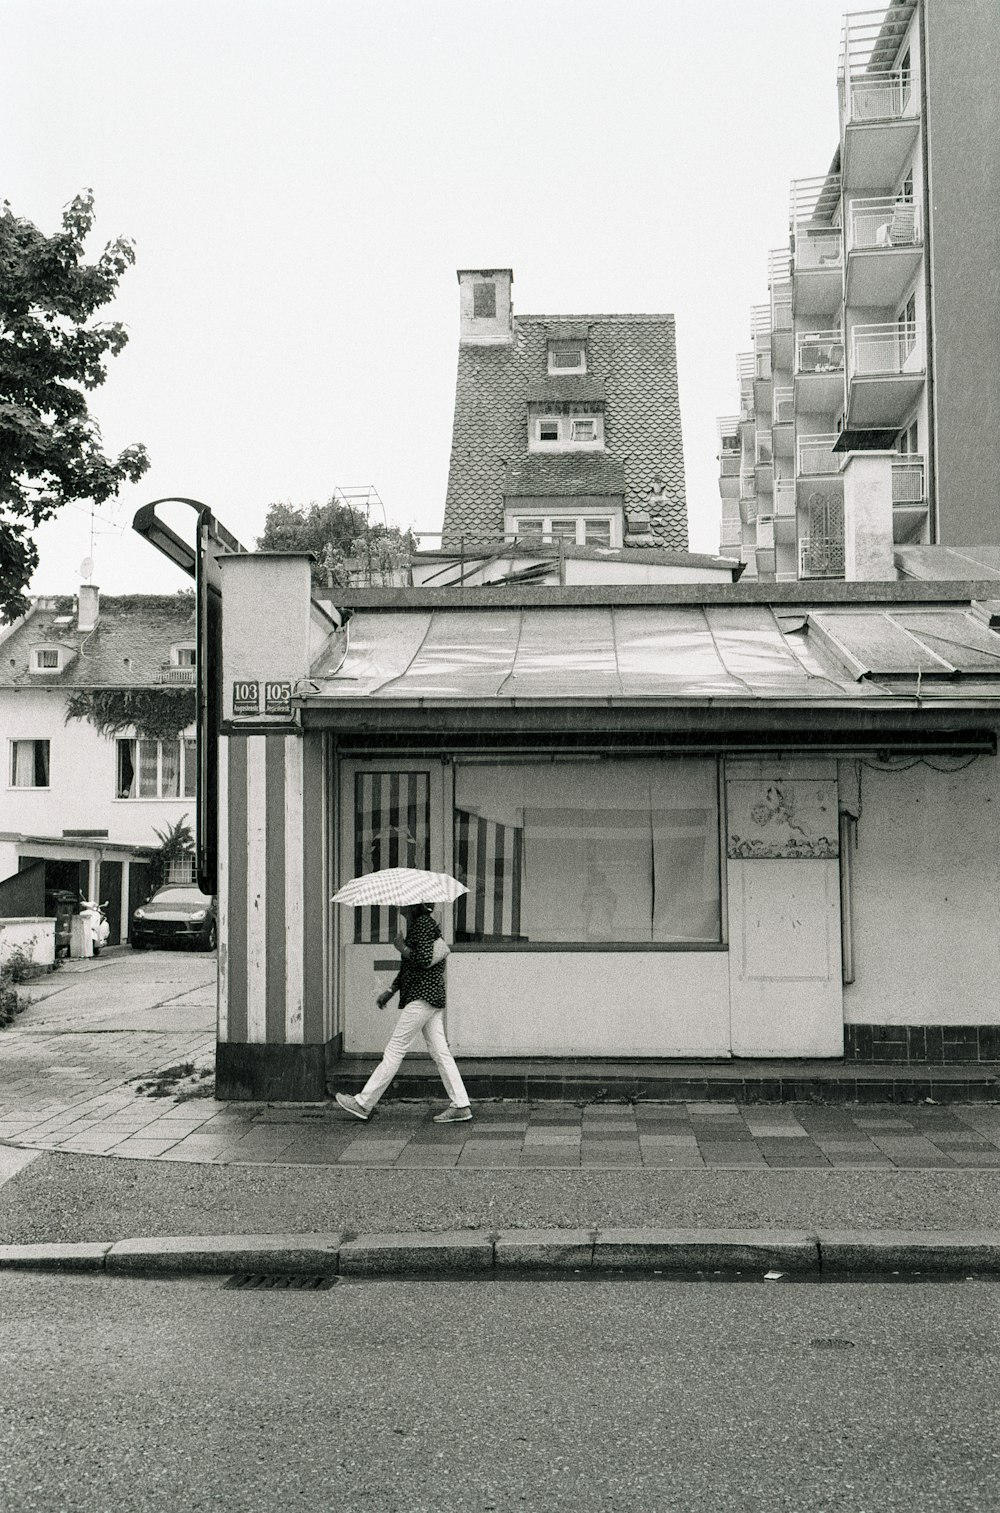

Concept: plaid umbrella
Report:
left=331, top=867, right=470, bottom=907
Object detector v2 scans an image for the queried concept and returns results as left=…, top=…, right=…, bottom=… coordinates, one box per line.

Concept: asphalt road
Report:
left=2, top=1273, right=999, bottom=1512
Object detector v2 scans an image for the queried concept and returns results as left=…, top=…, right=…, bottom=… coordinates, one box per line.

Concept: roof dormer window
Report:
left=31, top=646, right=63, bottom=674
left=531, top=413, right=603, bottom=449
left=548, top=340, right=586, bottom=374
left=171, top=644, right=196, bottom=667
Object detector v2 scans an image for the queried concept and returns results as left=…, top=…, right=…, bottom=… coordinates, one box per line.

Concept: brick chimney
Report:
left=77, top=583, right=100, bottom=633
left=458, top=268, right=513, bottom=345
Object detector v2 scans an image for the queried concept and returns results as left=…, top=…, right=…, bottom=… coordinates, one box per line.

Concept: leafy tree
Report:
left=0, top=190, right=150, bottom=622
left=258, top=497, right=414, bottom=588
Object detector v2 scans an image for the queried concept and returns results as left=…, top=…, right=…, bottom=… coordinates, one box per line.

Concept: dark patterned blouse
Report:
left=391, top=910, right=446, bottom=1011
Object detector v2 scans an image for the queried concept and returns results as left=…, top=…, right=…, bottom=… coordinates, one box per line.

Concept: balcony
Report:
left=799, top=536, right=846, bottom=579
left=771, top=297, right=794, bottom=372
left=756, top=516, right=775, bottom=551
left=794, top=330, right=845, bottom=413
left=774, top=479, right=796, bottom=517
left=158, top=666, right=196, bottom=685
left=797, top=433, right=840, bottom=477
left=772, top=387, right=794, bottom=458
left=839, top=6, right=921, bottom=190
left=773, top=480, right=797, bottom=546
left=845, top=196, right=923, bottom=306
left=791, top=175, right=843, bottom=315
left=755, top=428, right=773, bottom=494
left=737, top=351, right=755, bottom=419
left=847, top=320, right=925, bottom=426
left=739, top=475, right=757, bottom=526
left=892, top=453, right=928, bottom=540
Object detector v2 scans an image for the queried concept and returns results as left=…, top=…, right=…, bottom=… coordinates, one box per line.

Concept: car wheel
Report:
left=92, top=946, right=101, bottom=957
left=204, top=924, right=217, bottom=952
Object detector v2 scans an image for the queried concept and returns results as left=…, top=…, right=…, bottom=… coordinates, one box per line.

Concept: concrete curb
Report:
left=6, top=1228, right=1000, bottom=1278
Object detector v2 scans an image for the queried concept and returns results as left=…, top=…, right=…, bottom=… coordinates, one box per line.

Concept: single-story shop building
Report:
left=215, top=553, right=1000, bottom=1100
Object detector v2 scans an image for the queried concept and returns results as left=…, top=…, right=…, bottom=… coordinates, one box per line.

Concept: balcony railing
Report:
left=771, top=298, right=793, bottom=333
left=720, top=453, right=740, bottom=478
left=752, top=304, right=772, bottom=342
left=848, top=196, right=921, bottom=251
left=796, top=231, right=843, bottom=271
left=892, top=455, right=925, bottom=504
left=799, top=536, right=846, bottom=579
left=796, top=331, right=845, bottom=375
left=850, top=321, right=923, bottom=377
left=797, top=434, right=840, bottom=476
left=158, top=666, right=196, bottom=685
left=740, top=474, right=756, bottom=502
left=768, top=247, right=792, bottom=285
left=847, top=71, right=916, bottom=125
left=774, top=480, right=796, bottom=517
left=755, top=431, right=773, bottom=466
left=772, top=387, right=794, bottom=425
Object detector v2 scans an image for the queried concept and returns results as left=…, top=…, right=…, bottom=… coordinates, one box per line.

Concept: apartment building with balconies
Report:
left=717, top=0, right=1000, bottom=581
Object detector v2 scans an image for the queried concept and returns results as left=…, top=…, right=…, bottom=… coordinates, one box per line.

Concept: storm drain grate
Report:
left=225, top=1273, right=337, bottom=1290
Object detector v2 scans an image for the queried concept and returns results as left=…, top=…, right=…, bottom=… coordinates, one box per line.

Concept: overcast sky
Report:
left=7, top=0, right=848, bottom=596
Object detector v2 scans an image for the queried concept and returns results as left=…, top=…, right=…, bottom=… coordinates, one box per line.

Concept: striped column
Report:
left=217, top=732, right=327, bottom=1099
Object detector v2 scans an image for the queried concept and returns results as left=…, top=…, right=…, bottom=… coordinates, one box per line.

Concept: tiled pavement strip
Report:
left=5, top=1090, right=1000, bottom=1170
left=4, top=952, right=1000, bottom=1170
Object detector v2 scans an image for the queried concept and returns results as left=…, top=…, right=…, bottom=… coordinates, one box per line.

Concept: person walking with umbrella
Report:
left=332, top=871, right=472, bottom=1124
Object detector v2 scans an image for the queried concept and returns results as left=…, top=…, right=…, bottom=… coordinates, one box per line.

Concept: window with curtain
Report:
left=453, top=759, right=721, bottom=946
left=352, top=771, right=431, bottom=943
left=10, top=740, right=50, bottom=788
left=116, top=738, right=194, bottom=799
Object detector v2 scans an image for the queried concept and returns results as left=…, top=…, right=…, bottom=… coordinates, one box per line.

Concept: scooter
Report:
left=79, top=898, right=111, bottom=957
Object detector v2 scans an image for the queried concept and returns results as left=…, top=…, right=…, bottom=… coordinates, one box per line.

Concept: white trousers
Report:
left=356, top=999, right=470, bottom=1111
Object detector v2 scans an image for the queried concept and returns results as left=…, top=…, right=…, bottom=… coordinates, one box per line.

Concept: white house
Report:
left=0, top=585, right=199, bottom=945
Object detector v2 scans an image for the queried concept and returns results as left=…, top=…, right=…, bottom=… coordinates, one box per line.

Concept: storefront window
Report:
left=353, top=771, right=431, bottom=943
left=453, top=759, right=721, bottom=946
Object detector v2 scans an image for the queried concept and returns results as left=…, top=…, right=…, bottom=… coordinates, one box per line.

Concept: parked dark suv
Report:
left=130, top=885, right=217, bottom=951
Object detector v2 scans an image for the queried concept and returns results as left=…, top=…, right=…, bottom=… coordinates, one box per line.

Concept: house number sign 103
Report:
left=232, top=681, right=294, bottom=717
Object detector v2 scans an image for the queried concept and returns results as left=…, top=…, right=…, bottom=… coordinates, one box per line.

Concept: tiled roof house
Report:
left=0, top=588, right=200, bottom=946
left=442, top=269, right=689, bottom=552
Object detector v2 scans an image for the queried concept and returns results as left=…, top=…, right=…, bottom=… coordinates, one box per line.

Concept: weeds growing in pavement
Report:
left=0, top=943, right=53, bottom=1028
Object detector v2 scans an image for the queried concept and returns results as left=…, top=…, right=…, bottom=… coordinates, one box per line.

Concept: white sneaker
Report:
left=433, top=1104, right=473, bottom=1123
left=335, top=1092, right=370, bottom=1121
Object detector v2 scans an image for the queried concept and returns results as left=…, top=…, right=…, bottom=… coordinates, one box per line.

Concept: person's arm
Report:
left=377, top=971, right=400, bottom=1010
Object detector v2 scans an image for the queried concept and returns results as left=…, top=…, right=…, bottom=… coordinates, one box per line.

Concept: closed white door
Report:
left=726, top=770, right=843, bottom=1057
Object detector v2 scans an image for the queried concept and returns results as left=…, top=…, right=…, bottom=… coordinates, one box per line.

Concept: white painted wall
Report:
left=844, top=752, right=1000, bottom=1025
left=343, top=942, right=731, bottom=1057
left=0, top=917, right=55, bottom=968
left=1, top=687, right=196, bottom=861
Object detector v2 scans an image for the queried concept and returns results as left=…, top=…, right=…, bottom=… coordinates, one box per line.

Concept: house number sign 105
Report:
left=232, top=681, right=294, bottom=717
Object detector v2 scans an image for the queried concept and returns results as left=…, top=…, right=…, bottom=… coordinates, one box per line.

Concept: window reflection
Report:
left=454, top=760, right=721, bottom=946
